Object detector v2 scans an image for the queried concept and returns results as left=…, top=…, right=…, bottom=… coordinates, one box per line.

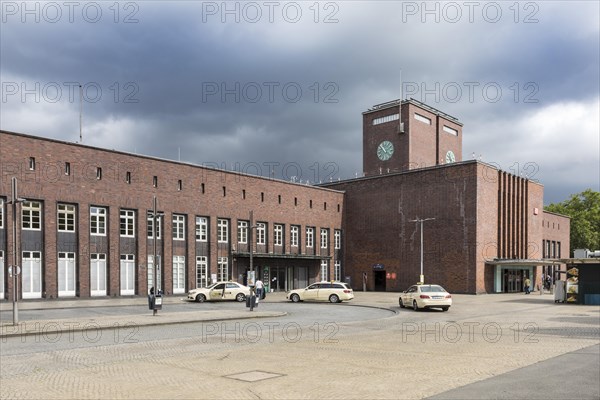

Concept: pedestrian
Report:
left=524, top=278, right=531, bottom=294
left=255, top=279, right=264, bottom=301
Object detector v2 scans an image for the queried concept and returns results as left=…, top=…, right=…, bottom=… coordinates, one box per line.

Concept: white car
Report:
left=399, top=284, right=452, bottom=311
left=188, top=282, right=250, bottom=303
left=286, top=282, right=354, bottom=303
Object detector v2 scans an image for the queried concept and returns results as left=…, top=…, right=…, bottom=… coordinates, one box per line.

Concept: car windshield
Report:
left=420, top=285, right=446, bottom=293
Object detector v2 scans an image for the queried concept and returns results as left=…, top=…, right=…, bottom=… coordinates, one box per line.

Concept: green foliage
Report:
left=545, top=189, right=600, bottom=252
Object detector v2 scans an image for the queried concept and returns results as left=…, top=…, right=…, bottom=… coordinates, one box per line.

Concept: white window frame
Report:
left=290, top=225, right=299, bottom=247
left=172, top=214, right=185, bottom=241
left=196, top=217, right=208, bottom=242
left=147, top=255, right=162, bottom=293
left=256, top=223, right=266, bottom=245
left=0, top=199, right=4, bottom=229
left=306, top=227, right=314, bottom=248
left=90, top=207, right=107, bottom=236
left=57, top=204, right=76, bottom=233
left=196, top=256, right=208, bottom=288
left=0, top=251, right=4, bottom=299
left=147, top=213, right=162, bottom=239
left=320, top=228, right=328, bottom=249
left=414, top=113, right=431, bottom=125
left=238, top=220, right=248, bottom=244
left=334, top=230, right=341, bottom=249
left=443, top=125, right=458, bottom=136
left=90, top=253, right=107, bottom=297
left=58, top=252, right=76, bottom=297
left=120, top=254, right=135, bottom=295
left=22, top=201, right=42, bottom=231
left=172, top=255, right=186, bottom=294
left=217, top=218, right=229, bottom=243
left=120, top=210, right=135, bottom=237
left=22, top=251, right=42, bottom=299
left=274, top=224, right=283, bottom=246
left=320, top=260, right=328, bottom=281
left=334, top=260, right=341, bottom=282
left=218, top=257, right=228, bottom=282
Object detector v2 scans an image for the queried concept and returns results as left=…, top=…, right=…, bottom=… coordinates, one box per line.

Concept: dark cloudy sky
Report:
left=1, top=1, right=598, bottom=204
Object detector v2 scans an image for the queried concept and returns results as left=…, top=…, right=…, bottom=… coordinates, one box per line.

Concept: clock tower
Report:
left=362, top=99, right=463, bottom=176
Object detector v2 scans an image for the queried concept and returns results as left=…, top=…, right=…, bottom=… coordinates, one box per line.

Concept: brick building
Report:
left=0, top=98, right=570, bottom=298
left=323, top=99, right=570, bottom=294
left=0, top=131, right=344, bottom=299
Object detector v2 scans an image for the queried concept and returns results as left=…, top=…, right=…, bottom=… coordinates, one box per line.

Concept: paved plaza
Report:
left=1, top=291, right=599, bottom=399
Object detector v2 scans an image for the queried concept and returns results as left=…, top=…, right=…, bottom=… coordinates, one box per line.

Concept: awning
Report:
left=486, top=259, right=564, bottom=267
left=232, top=252, right=331, bottom=260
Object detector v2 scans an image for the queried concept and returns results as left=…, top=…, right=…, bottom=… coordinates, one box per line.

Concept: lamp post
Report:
left=8, top=177, right=25, bottom=326
left=248, top=210, right=257, bottom=311
left=409, top=217, right=435, bottom=284
left=149, top=196, right=163, bottom=315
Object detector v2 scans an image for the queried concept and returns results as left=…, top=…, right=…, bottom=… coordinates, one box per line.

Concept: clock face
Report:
left=445, top=150, right=456, bottom=163
left=377, top=141, right=394, bottom=161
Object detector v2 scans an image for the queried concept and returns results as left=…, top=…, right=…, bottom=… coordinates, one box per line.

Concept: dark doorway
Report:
left=374, top=271, right=386, bottom=291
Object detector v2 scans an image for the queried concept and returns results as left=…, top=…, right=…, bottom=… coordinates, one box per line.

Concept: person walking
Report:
left=524, top=277, right=531, bottom=294
left=255, top=279, right=264, bottom=302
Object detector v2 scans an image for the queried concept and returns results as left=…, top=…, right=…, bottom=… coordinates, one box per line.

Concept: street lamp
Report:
left=7, top=177, right=25, bottom=326
left=248, top=210, right=257, bottom=311
left=409, top=217, right=435, bottom=284
left=149, top=196, right=164, bottom=316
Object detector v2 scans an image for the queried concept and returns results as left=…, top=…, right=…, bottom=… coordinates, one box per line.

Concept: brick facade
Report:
left=0, top=130, right=344, bottom=299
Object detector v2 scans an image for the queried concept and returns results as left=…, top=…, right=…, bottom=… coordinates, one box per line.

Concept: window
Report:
left=334, top=260, right=341, bottom=281
left=22, top=251, right=42, bottom=298
left=58, top=252, right=76, bottom=297
left=261, top=192, right=264, bottom=202
left=278, top=195, right=281, bottom=204
left=256, top=223, right=266, bottom=245
left=242, top=190, right=246, bottom=199
left=320, top=228, right=328, bottom=249
left=320, top=260, right=328, bottom=281
left=373, top=113, right=399, bottom=125
left=222, top=186, right=226, bottom=197
left=172, top=214, right=185, bottom=240
left=218, top=257, right=228, bottom=281
left=178, top=180, right=182, bottom=191
left=29, top=157, right=36, bottom=170
left=443, top=125, right=458, bottom=135
left=196, top=217, right=208, bottom=242
left=120, top=210, right=135, bottom=237
left=414, top=113, right=431, bottom=125
left=65, top=162, right=71, bottom=176
left=126, top=171, right=131, bottom=184
left=22, top=201, right=42, bottom=230
left=217, top=219, right=229, bottom=243
left=324, top=202, right=327, bottom=211
left=201, top=183, right=205, bottom=194
left=0, top=251, right=4, bottom=299
left=0, top=199, right=4, bottom=229
left=90, top=253, right=107, bottom=296
left=90, top=207, right=106, bottom=236
left=147, top=212, right=162, bottom=239
left=172, top=256, right=185, bottom=294
left=334, top=230, right=341, bottom=249
left=96, top=167, right=102, bottom=180
left=306, top=227, right=314, bottom=248
left=238, top=220, right=248, bottom=244
left=120, top=254, right=135, bottom=295
left=153, top=176, right=158, bottom=188
left=57, top=204, right=76, bottom=232
left=274, top=224, right=283, bottom=246
left=196, top=256, right=208, bottom=288
left=147, top=255, right=162, bottom=293
left=291, top=226, right=299, bottom=247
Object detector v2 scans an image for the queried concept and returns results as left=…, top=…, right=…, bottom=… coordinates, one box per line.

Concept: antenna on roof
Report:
left=79, top=84, right=83, bottom=143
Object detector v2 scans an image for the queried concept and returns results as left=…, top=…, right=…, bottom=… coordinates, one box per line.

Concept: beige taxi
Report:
left=188, top=282, right=250, bottom=303
left=287, top=282, right=354, bottom=303
left=399, top=284, right=452, bottom=311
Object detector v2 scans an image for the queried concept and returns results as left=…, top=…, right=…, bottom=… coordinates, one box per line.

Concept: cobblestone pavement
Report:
left=1, top=292, right=599, bottom=399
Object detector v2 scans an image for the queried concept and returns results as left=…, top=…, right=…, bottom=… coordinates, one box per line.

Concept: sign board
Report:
left=372, top=264, right=385, bottom=270
left=248, top=271, right=256, bottom=286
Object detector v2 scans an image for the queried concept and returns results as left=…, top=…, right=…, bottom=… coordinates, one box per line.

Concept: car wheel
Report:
left=442, top=306, right=449, bottom=312
left=290, top=293, right=300, bottom=303
left=329, top=294, right=340, bottom=304
left=412, top=300, right=419, bottom=311
left=196, top=294, right=206, bottom=303
left=235, top=293, right=246, bottom=302
left=399, top=298, right=404, bottom=308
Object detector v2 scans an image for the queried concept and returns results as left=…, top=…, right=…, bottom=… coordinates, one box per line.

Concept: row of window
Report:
left=10, top=201, right=342, bottom=249
left=23, top=158, right=340, bottom=211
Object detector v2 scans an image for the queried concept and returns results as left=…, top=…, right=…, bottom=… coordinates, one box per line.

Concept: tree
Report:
left=545, top=189, right=600, bottom=252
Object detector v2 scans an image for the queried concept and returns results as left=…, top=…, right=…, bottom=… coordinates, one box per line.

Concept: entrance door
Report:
left=90, top=253, right=107, bottom=296
left=120, top=254, right=135, bottom=295
left=298, top=266, right=308, bottom=289
left=22, top=251, right=42, bottom=299
left=374, top=271, right=386, bottom=291
left=271, top=267, right=286, bottom=291
left=502, top=269, right=527, bottom=293
left=58, top=252, right=76, bottom=297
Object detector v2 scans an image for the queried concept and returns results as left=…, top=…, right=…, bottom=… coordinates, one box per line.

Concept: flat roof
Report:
left=363, top=98, right=463, bottom=126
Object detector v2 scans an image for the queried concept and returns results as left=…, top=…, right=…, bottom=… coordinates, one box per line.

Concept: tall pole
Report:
left=79, top=84, right=83, bottom=143
left=249, top=211, right=254, bottom=311
left=153, top=196, right=159, bottom=316
left=9, top=177, right=24, bottom=325
left=409, top=217, right=435, bottom=284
